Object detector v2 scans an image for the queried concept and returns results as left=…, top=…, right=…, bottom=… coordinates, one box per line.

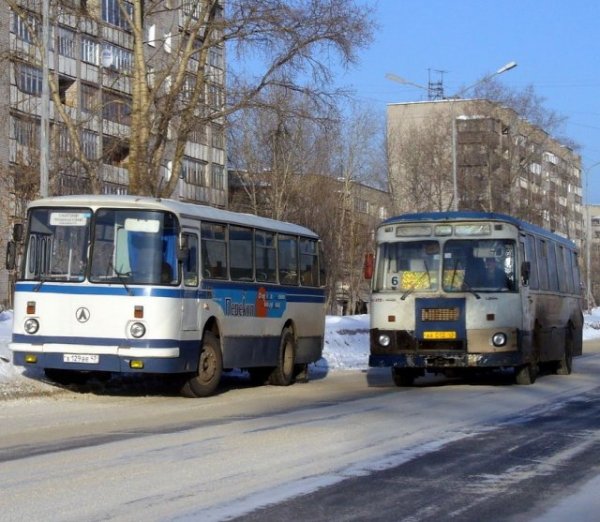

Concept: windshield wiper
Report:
left=33, top=274, right=48, bottom=292
left=108, top=260, right=132, bottom=295
left=447, top=259, right=480, bottom=299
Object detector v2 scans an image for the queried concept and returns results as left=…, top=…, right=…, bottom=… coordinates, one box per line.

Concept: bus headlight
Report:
left=24, top=318, right=39, bottom=334
left=130, top=322, right=146, bottom=339
left=492, top=332, right=507, bottom=347
left=378, top=334, right=391, bottom=347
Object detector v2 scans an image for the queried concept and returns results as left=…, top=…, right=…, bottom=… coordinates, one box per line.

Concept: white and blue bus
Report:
left=366, top=211, right=583, bottom=386
left=7, top=195, right=326, bottom=396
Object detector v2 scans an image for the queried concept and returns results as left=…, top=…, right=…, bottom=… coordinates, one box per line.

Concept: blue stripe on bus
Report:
left=11, top=333, right=199, bottom=348
left=15, top=281, right=326, bottom=303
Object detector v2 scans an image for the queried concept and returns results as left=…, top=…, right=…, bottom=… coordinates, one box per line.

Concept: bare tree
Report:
left=7, top=0, right=375, bottom=196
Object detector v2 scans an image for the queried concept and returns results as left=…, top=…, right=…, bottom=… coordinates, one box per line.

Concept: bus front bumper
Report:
left=10, top=342, right=197, bottom=373
left=369, top=351, right=524, bottom=369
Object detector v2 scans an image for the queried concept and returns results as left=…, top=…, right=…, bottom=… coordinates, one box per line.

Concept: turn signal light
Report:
left=26, top=301, right=36, bottom=314
left=129, top=360, right=144, bottom=369
left=134, top=306, right=144, bottom=319
left=24, top=354, right=38, bottom=364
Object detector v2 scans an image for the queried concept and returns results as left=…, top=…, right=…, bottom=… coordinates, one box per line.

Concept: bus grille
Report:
left=421, top=307, right=460, bottom=322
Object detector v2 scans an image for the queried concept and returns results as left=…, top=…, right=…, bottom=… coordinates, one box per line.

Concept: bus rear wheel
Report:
left=515, top=363, right=537, bottom=385
left=181, top=332, right=223, bottom=397
left=556, top=327, right=574, bottom=375
left=269, top=327, right=296, bottom=386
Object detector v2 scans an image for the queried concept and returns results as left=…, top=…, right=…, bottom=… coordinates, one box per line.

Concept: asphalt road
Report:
left=1, top=341, right=599, bottom=521
left=233, top=387, right=600, bottom=522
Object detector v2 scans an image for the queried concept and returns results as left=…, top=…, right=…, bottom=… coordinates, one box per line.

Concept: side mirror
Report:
left=13, top=223, right=24, bottom=242
left=6, top=241, right=16, bottom=270
left=521, top=260, right=530, bottom=286
left=363, top=253, right=374, bottom=280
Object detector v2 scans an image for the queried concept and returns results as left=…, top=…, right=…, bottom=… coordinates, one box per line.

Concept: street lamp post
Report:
left=450, top=61, right=517, bottom=210
left=584, top=161, right=600, bottom=309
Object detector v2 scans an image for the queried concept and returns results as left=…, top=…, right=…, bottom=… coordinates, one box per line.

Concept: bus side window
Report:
left=230, top=226, right=254, bottom=281
left=183, top=233, right=199, bottom=286
left=255, top=230, right=277, bottom=283
left=201, top=222, right=228, bottom=279
left=536, top=238, right=549, bottom=290
left=278, top=234, right=298, bottom=285
left=300, top=238, right=318, bottom=286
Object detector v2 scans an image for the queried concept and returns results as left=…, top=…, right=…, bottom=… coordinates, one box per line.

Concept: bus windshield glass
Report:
left=89, top=209, right=179, bottom=285
left=23, top=208, right=92, bottom=281
left=442, top=239, right=516, bottom=292
left=375, top=240, right=440, bottom=292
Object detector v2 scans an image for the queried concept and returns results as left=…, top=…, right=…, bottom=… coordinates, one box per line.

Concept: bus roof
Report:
left=381, top=211, right=578, bottom=250
left=28, top=195, right=319, bottom=239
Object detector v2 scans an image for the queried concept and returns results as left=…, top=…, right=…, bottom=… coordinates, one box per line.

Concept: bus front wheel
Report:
left=392, top=368, right=415, bottom=387
left=181, top=332, right=223, bottom=397
left=514, top=363, right=537, bottom=385
left=269, top=328, right=296, bottom=386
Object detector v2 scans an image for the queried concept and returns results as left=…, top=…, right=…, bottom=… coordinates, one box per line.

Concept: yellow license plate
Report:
left=423, top=331, right=457, bottom=340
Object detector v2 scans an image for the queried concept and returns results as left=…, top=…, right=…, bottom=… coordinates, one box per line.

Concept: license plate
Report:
left=423, top=331, right=457, bottom=340
left=63, top=353, right=100, bottom=364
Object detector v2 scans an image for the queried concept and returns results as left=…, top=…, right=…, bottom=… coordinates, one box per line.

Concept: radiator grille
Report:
left=421, top=307, right=460, bottom=322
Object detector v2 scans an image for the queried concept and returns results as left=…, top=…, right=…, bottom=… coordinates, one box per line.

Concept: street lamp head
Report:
left=496, top=61, right=518, bottom=75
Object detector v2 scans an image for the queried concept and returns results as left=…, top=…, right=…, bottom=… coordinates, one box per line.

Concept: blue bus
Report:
left=366, top=211, right=583, bottom=385
left=8, top=195, right=326, bottom=396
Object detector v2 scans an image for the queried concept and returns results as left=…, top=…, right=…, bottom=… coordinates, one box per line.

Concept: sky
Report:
left=333, top=0, right=600, bottom=203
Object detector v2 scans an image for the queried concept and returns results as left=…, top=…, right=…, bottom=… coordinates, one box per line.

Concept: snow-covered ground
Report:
left=2, top=310, right=600, bottom=519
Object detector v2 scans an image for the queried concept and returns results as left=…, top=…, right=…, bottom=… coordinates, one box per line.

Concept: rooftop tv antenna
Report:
left=428, top=69, right=446, bottom=100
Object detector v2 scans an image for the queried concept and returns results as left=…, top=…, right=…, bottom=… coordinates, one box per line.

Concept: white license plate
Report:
left=63, top=353, right=100, bottom=364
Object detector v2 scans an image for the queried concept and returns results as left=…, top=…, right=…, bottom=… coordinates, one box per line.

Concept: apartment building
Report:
left=387, top=99, right=583, bottom=244
left=0, top=0, right=226, bottom=307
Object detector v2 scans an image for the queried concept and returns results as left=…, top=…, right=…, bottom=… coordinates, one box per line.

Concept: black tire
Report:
left=180, top=332, right=223, bottom=397
left=269, top=328, right=296, bottom=386
left=43, top=368, right=90, bottom=385
left=556, top=327, right=574, bottom=375
left=515, top=363, right=537, bottom=385
left=392, top=367, right=415, bottom=387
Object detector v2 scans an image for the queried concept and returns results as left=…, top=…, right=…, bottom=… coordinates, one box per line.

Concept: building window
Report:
left=102, top=91, right=131, bottom=125
left=102, top=0, right=132, bottom=30
left=212, top=164, right=224, bottom=190
left=209, top=47, right=224, bottom=69
left=182, top=157, right=207, bottom=186
left=12, top=11, right=38, bottom=43
left=188, top=124, right=207, bottom=145
left=16, top=63, right=43, bottom=95
left=211, top=124, right=224, bottom=149
left=103, top=43, right=133, bottom=72
left=147, top=24, right=156, bottom=47
left=81, top=83, right=98, bottom=113
left=12, top=114, right=40, bottom=147
left=82, top=130, right=98, bottom=159
left=81, top=36, right=98, bottom=64
left=57, top=26, right=76, bottom=58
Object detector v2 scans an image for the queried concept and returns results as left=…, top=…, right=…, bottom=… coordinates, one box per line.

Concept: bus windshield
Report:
left=442, top=239, right=516, bottom=292
left=374, top=238, right=517, bottom=293
left=90, top=209, right=179, bottom=285
left=23, top=208, right=92, bottom=281
left=375, top=240, right=441, bottom=292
